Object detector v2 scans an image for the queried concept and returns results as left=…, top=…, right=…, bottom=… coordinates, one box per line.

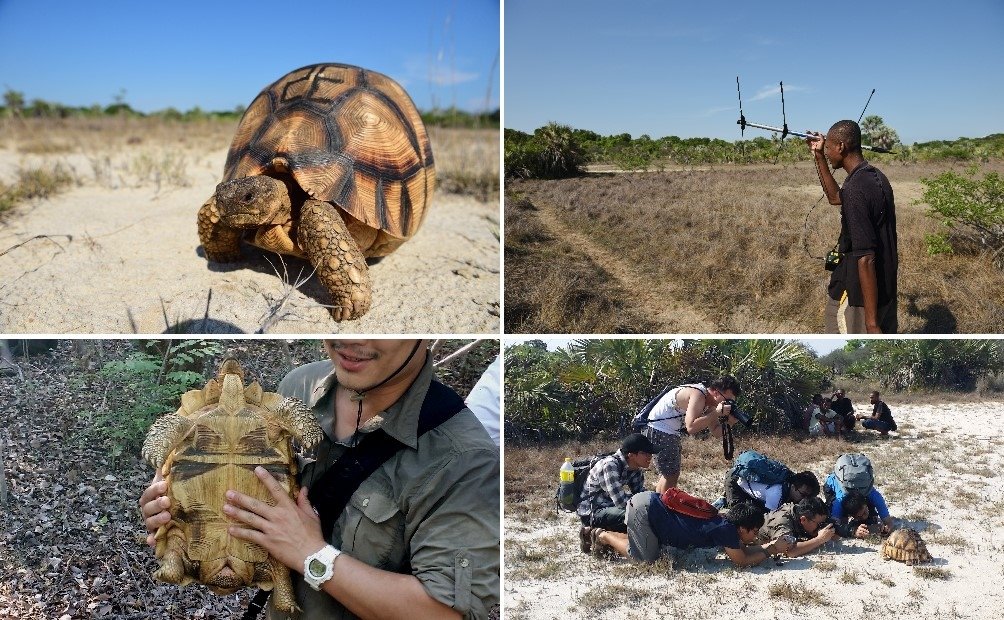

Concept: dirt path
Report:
left=532, top=202, right=714, bottom=332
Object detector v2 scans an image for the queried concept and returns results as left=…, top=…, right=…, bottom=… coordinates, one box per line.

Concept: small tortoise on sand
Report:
left=880, top=528, right=933, bottom=565
left=197, top=63, right=435, bottom=321
left=142, top=359, right=323, bottom=613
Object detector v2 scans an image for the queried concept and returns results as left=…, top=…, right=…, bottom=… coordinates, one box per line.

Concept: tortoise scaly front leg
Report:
left=298, top=199, right=371, bottom=321
left=197, top=196, right=243, bottom=262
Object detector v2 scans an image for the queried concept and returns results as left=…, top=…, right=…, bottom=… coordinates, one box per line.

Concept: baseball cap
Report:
left=621, top=433, right=655, bottom=455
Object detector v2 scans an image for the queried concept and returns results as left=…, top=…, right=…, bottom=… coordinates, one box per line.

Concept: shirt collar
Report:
left=845, top=159, right=870, bottom=181
left=307, top=354, right=436, bottom=449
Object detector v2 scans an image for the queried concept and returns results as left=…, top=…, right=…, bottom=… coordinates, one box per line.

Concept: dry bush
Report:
left=506, top=160, right=1004, bottom=333
left=429, top=127, right=499, bottom=201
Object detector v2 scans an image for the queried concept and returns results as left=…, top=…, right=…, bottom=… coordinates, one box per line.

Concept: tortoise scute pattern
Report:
left=881, top=528, right=933, bottom=565
left=224, top=63, right=433, bottom=238
left=142, top=359, right=324, bottom=613
left=199, top=62, right=435, bottom=321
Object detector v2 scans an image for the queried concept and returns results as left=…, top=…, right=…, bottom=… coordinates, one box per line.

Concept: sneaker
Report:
left=590, top=528, right=607, bottom=556
left=579, top=526, right=593, bottom=554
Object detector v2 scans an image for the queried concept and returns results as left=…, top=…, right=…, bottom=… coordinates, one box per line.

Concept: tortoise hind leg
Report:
left=198, top=196, right=243, bottom=262
left=298, top=199, right=371, bottom=321
left=267, top=558, right=300, bottom=613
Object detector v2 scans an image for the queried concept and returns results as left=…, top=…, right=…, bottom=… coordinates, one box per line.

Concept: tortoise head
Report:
left=214, top=175, right=293, bottom=228
left=217, top=359, right=247, bottom=413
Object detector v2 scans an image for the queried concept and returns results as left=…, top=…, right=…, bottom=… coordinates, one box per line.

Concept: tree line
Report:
left=505, top=121, right=1004, bottom=179
left=1, top=89, right=500, bottom=129
left=504, top=339, right=1004, bottom=442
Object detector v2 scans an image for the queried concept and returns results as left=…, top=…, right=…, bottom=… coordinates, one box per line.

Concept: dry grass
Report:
left=914, top=566, right=951, bottom=580
left=505, top=160, right=1004, bottom=333
left=0, top=164, right=75, bottom=217
left=575, top=583, right=654, bottom=613
left=767, top=580, right=829, bottom=606
left=504, top=193, right=660, bottom=333
left=0, top=117, right=498, bottom=200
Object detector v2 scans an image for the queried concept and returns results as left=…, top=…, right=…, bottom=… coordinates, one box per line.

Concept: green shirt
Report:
left=265, top=357, right=500, bottom=620
left=758, top=502, right=812, bottom=543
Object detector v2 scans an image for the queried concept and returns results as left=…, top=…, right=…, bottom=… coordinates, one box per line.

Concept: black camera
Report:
left=722, top=398, right=751, bottom=426
left=824, top=249, right=842, bottom=272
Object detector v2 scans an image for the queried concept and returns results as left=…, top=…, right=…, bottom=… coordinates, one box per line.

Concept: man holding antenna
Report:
left=806, top=121, right=898, bottom=334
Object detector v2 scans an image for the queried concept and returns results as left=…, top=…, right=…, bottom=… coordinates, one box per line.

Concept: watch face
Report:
left=308, top=558, right=326, bottom=578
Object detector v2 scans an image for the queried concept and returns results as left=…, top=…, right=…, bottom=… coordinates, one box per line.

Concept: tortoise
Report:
left=197, top=63, right=436, bottom=321
left=880, top=528, right=933, bottom=565
left=141, top=358, right=324, bottom=613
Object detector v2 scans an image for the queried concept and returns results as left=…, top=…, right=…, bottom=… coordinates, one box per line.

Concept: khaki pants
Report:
left=825, top=295, right=898, bottom=334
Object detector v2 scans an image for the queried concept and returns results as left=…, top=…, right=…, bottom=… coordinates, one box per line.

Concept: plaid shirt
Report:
left=576, top=450, right=645, bottom=517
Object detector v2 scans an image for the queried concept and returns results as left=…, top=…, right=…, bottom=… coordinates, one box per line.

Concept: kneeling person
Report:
left=758, top=497, right=836, bottom=558
left=577, top=434, right=654, bottom=546
left=595, top=492, right=781, bottom=567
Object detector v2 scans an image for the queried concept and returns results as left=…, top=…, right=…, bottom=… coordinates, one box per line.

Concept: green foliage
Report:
left=845, top=340, right=1004, bottom=391
left=95, top=340, right=222, bottom=460
left=504, top=123, right=586, bottom=179
left=860, top=115, right=901, bottom=151
left=421, top=107, right=499, bottom=129
left=504, top=339, right=829, bottom=440
left=919, top=166, right=1004, bottom=264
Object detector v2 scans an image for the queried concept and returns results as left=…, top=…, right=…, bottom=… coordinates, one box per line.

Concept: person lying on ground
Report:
left=591, top=492, right=782, bottom=568
left=855, top=391, right=897, bottom=436
left=823, top=473, right=894, bottom=537
left=832, top=490, right=894, bottom=538
left=723, top=467, right=820, bottom=513
left=636, top=376, right=742, bottom=493
left=577, top=433, right=654, bottom=550
left=757, top=497, right=836, bottom=558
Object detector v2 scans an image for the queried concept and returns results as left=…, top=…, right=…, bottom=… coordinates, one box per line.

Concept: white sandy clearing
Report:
left=0, top=147, right=499, bottom=334
left=504, top=402, right=1004, bottom=619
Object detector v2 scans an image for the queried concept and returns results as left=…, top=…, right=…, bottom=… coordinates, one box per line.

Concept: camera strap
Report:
left=720, top=415, right=735, bottom=460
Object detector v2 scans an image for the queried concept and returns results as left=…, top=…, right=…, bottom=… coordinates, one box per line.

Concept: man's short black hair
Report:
left=621, top=433, right=655, bottom=455
left=794, top=496, right=828, bottom=521
left=710, top=375, right=741, bottom=396
left=726, top=502, right=766, bottom=530
left=829, top=120, right=862, bottom=152
left=811, top=393, right=823, bottom=405
left=789, top=471, right=820, bottom=497
left=843, top=491, right=869, bottom=518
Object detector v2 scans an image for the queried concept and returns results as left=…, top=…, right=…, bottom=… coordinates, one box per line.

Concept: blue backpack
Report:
left=731, top=450, right=792, bottom=486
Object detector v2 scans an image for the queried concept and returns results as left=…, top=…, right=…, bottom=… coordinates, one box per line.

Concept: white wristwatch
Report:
left=303, top=544, right=341, bottom=591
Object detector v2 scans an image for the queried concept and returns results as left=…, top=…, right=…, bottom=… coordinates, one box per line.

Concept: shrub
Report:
left=920, top=165, right=1004, bottom=266
left=95, top=340, right=222, bottom=460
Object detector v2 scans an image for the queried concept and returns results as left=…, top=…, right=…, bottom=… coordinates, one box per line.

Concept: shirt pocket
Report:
left=342, top=490, right=407, bottom=571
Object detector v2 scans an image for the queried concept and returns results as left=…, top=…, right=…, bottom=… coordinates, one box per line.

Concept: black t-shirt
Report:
left=831, top=396, right=853, bottom=417
left=873, top=401, right=895, bottom=425
left=828, top=161, right=898, bottom=307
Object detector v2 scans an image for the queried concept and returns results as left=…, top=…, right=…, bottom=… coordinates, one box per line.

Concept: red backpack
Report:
left=660, top=487, right=719, bottom=520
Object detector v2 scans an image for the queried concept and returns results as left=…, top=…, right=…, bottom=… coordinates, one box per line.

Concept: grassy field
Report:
left=505, top=160, right=1004, bottom=334
left=504, top=399, right=1004, bottom=619
left=0, top=116, right=499, bottom=206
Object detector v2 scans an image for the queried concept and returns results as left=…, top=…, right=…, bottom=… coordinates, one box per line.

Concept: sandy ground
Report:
left=504, top=402, right=1004, bottom=619
left=0, top=146, right=499, bottom=334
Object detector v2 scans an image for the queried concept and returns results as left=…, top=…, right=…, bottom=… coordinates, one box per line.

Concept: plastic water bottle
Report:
left=558, top=458, right=576, bottom=510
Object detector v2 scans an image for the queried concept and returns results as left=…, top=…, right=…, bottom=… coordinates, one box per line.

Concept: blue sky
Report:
left=0, top=1, right=499, bottom=114
left=504, top=0, right=1003, bottom=143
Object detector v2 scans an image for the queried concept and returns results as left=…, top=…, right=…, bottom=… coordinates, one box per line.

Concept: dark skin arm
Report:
left=807, top=133, right=841, bottom=205
left=856, top=253, right=882, bottom=333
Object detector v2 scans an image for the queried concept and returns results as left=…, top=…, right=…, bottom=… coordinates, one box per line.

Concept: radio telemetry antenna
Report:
left=735, top=77, right=895, bottom=154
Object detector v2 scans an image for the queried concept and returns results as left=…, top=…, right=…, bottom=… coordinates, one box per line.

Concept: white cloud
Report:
left=751, top=83, right=809, bottom=101
left=697, top=105, right=735, bottom=118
